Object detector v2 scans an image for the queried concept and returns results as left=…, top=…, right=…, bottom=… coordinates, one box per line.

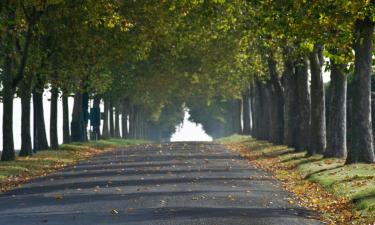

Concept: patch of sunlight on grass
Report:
left=215, top=134, right=251, bottom=144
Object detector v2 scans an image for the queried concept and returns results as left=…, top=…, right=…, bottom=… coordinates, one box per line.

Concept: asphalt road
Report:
left=0, top=142, right=323, bottom=225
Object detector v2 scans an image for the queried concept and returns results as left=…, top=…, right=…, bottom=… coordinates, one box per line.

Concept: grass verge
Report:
left=0, top=139, right=147, bottom=192
left=217, top=135, right=375, bottom=225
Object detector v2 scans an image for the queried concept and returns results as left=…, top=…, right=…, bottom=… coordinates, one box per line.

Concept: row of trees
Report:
left=235, top=1, right=375, bottom=164
left=1, top=1, right=375, bottom=166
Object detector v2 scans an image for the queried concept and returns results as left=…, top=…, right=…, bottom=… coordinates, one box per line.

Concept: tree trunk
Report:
left=19, top=76, right=33, bottom=157
left=71, top=92, right=84, bottom=142
left=325, top=60, right=347, bottom=158
left=82, top=92, right=89, bottom=141
left=267, top=54, right=284, bottom=144
left=309, top=44, right=326, bottom=155
left=249, top=82, right=256, bottom=136
left=92, top=95, right=101, bottom=140
left=109, top=100, right=115, bottom=137
left=102, top=99, right=110, bottom=139
left=346, top=17, right=375, bottom=164
left=233, top=99, right=242, bottom=134
left=242, top=87, right=251, bottom=135
left=283, top=57, right=298, bottom=147
left=129, top=105, right=136, bottom=139
left=50, top=87, right=59, bottom=149
left=295, top=57, right=311, bottom=152
left=33, top=88, right=49, bottom=151
left=121, top=99, right=129, bottom=139
left=62, top=93, right=70, bottom=143
left=1, top=56, right=15, bottom=161
left=115, top=105, right=121, bottom=138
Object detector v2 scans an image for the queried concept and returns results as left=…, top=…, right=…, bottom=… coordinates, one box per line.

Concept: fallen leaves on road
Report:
left=53, top=194, right=63, bottom=200
left=127, top=207, right=136, bottom=213
left=110, top=209, right=119, bottom=215
left=225, top=142, right=369, bottom=225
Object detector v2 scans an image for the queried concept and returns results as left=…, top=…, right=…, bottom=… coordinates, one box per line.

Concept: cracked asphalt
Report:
left=0, top=142, right=323, bottom=225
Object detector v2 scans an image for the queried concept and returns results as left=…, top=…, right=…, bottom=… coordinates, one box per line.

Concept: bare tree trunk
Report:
left=267, top=53, right=284, bottom=144
left=19, top=74, right=33, bottom=157
left=346, top=17, right=375, bottom=164
left=121, top=99, right=129, bottom=139
left=115, top=105, right=121, bottom=138
left=50, top=86, right=59, bottom=149
left=33, top=88, right=49, bottom=151
left=102, top=99, right=110, bottom=139
left=92, top=96, right=101, bottom=140
left=1, top=56, right=15, bottom=161
left=283, top=57, right=298, bottom=147
left=242, top=87, right=251, bottom=135
left=295, top=57, right=311, bottom=152
left=71, top=92, right=83, bottom=142
left=325, top=59, right=347, bottom=158
left=109, top=99, right=115, bottom=137
left=309, top=44, right=326, bottom=155
left=62, top=93, right=70, bottom=143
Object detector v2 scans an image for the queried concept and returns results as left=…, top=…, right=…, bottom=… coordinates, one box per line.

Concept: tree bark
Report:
left=249, top=82, right=256, bottom=136
left=62, top=93, right=70, bottom=143
left=267, top=54, right=284, bottom=144
left=346, top=17, right=375, bottom=164
left=233, top=99, right=242, bottom=134
left=121, top=99, right=129, bottom=139
left=309, top=44, right=326, bottom=155
left=129, top=105, right=136, bottom=139
left=102, top=99, right=110, bottom=139
left=115, top=105, right=121, bottom=138
left=71, top=92, right=83, bottom=142
left=242, top=87, right=251, bottom=135
left=19, top=78, right=33, bottom=157
left=82, top=92, right=89, bottom=141
left=50, top=86, right=59, bottom=149
left=325, top=60, right=347, bottom=158
left=295, top=57, right=311, bottom=152
left=1, top=56, right=15, bottom=161
left=33, top=88, right=49, bottom=151
left=92, top=95, right=101, bottom=140
left=283, top=57, right=298, bottom=147
left=109, top=100, right=115, bottom=137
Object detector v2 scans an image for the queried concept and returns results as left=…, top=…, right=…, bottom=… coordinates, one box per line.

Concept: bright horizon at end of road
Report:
left=171, top=110, right=213, bottom=142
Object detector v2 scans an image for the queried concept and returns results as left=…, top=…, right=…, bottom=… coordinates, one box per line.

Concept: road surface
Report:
left=0, top=142, right=322, bottom=225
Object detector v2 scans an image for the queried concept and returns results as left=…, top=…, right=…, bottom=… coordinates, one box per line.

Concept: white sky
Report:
left=170, top=110, right=213, bottom=142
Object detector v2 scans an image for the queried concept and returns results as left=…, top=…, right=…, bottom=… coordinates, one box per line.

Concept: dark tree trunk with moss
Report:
left=283, top=57, right=298, bottom=147
left=109, top=100, right=115, bottom=137
left=268, top=54, right=284, bottom=144
left=242, top=88, right=251, bottom=135
left=346, top=17, right=375, bottom=164
left=325, top=60, right=347, bottom=158
left=309, top=44, right=326, bottom=155
left=115, top=105, right=121, bottom=138
left=50, top=87, right=59, bottom=149
left=102, top=99, right=110, bottom=139
left=33, top=88, right=49, bottom=151
left=62, top=93, right=70, bottom=143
